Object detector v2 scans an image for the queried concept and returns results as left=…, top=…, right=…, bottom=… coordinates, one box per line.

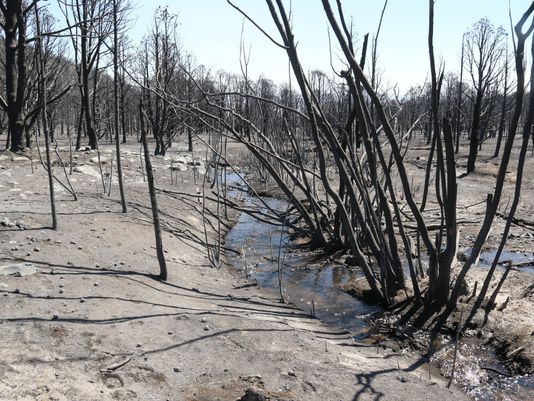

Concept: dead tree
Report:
left=214, top=0, right=534, bottom=320
left=24, top=8, right=72, bottom=148
left=464, top=18, right=506, bottom=174
left=138, top=7, right=180, bottom=155
left=59, top=0, right=114, bottom=149
left=139, top=101, right=168, bottom=281
left=112, top=0, right=126, bottom=212
left=0, top=0, right=32, bottom=152
left=493, top=49, right=512, bottom=158
left=35, top=2, right=57, bottom=230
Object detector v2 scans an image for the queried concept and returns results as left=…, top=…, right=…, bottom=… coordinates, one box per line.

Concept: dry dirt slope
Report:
left=0, top=145, right=466, bottom=400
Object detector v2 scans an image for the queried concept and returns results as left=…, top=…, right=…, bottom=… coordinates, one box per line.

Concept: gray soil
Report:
left=0, top=140, right=467, bottom=401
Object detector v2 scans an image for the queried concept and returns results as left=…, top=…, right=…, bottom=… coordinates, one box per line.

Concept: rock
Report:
left=204, top=325, right=210, bottom=331
left=237, top=388, right=268, bottom=401
left=172, top=156, right=187, bottom=164
left=170, top=164, right=188, bottom=171
left=90, top=156, right=108, bottom=164
left=0, top=217, right=11, bottom=226
left=34, top=247, right=40, bottom=252
left=173, top=367, right=181, bottom=373
left=73, top=165, right=100, bottom=178
left=0, top=263, right=38, bottom=277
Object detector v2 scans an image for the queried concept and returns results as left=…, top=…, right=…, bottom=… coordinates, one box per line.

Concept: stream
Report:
left=222, top=172, right=534, bottom=400
left=225, top=196, right=379, bottom=335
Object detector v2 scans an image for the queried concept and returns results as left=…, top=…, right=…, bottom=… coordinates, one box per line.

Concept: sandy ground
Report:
left=0, top=139, right=467, bottom=401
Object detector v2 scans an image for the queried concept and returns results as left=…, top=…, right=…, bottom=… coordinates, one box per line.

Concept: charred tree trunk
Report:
left=140, top=102, right=167, bottom=281
left=35, top=3, right=57, bottom=230
left=113, top=0, right=127, bottom=213
left=466, top=91, right=482, bottom=173
left=3, top=0, right=27, bottom=152
left=76, top=0, right=99, bottom=150
left=494, top=55, right=509, bottom=158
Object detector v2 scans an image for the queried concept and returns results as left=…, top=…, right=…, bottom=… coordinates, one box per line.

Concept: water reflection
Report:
left=225, top=195, right=379, bottom=336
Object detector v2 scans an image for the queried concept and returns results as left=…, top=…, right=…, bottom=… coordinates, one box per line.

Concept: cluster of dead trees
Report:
left=0, top=1, right=201, bottom=156
left=1, top=0, right=534, bottom=326
left=173, top=0, right=534, bottom=327
left=0, top=1, right=521, bottom=169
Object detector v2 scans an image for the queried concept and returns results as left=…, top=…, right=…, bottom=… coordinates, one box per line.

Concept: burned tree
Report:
left=464, top=18, right=507, bottom=174
left=0, top=0, right=31, bottom=152
left=207, top=0, right=534, bottom=322
left=59, top=0, right=114, bottom=150
left=138, top=7, right=181, bottom=156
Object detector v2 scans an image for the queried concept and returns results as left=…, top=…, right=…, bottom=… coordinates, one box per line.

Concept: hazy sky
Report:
left=56, top=0, right=534, bottom=92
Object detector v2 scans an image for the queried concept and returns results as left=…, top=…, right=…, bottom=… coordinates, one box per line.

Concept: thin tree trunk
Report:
left=455, top=35, right=465, bottom=154
left=494, top=54, right=509, bottom=158
left=35, top=4, right=57, bottom=230
left=113, top=0, right=127, bottom=213
left=140, top=103, right=167, bottom=281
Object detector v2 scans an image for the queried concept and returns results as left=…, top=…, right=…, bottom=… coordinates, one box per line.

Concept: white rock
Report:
left=73, top=165, right=101, bottom=178
left=90, top=157, right=108, bottom=164
left=0, top=263, right=38, bottom=277
left=170, top=164, right=188, bottom=172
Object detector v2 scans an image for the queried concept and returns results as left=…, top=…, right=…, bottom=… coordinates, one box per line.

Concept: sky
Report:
left=52, top=0, right=534, bottom=93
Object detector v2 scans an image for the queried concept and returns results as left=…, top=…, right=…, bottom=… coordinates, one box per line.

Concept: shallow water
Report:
left=431, top=337, right=534, bottom=401
left=464, top=248, right=534, bottom=274
left=225, top=196, right=379, bottom=335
